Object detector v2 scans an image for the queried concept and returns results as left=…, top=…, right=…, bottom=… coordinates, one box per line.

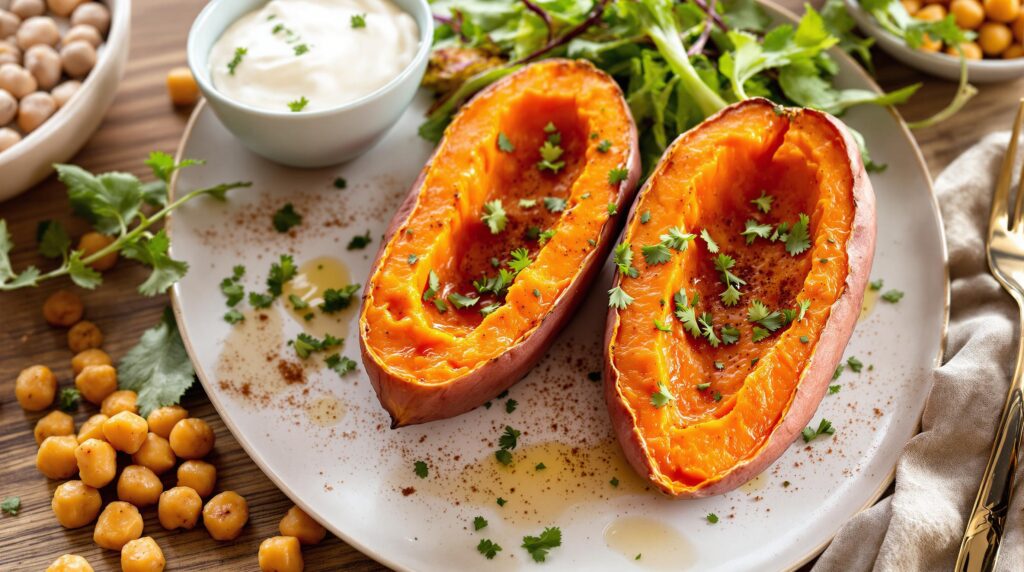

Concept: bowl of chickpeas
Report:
left=0, top=0, right=128, bottom=202
left=846, top=0, right=1024, bottom=82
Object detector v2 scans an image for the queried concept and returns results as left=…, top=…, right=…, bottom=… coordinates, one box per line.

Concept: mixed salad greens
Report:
left=420, top=0, right=949, bottom=171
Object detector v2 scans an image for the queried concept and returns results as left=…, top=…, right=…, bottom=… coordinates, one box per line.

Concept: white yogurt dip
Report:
left=209, top=0, right=420, bottom=113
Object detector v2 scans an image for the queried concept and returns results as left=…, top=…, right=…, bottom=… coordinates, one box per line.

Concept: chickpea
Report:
left=102, top=410, right=148, bottom=454
left=67, top=319, right=103, bottom=352
left=75, top=437, right=116, bottom=487
left=78, top=231, right=117, bottom=271
left=1004, top=42, right=1024, bottom=56
left=24, top=44, right=59, bottom=89
left=117, top=465, right=163, bottom=507
left=279, top=505, right=326, bottom=545
left=166, top=66, right=199, bottom=106
left=18, top=90, right=55, bottom=132
left=9, top=0, right=43, bottom=19
left=93, top=501, right=143, bottom=551
left=52, top=79, right=80, bottom=107
left=75, top=364, right=117, bottom=404
left=985, top=0, right=1021, bottom=21
left=72, top=348, right=111, bottom=375
left=915, top=3, right=948, bottom=19
left=121, top=537, right=166, bottom=572
left=77, top=413, right=107, bottom=443
left=147, top=405, right=188, bottom=439
left=132, top=432, right=176, bottom=475
left=0, top=62, right=35, bottom=97
left=35, top=409, right=75, bottom=445
left=0, top=10, right=20, bottom=38
left=951, top=0, right=986, bottom=28
left=101, top=389, right=137, bottom=416
left=46, top=554, right=94, bottom=572
left=203, top=491, right=249, bottom=541
left=60, top=39, right=95, bottom=78
left=901, top=0, right=922, bottom=13
left=947, top=40, right=985, bottom=58
left=71, top=2, right=109, bottom=35
left=176, top=459, right=216, bottom=497
left=43, top=289, right=84, bottom=327
left=258, top=536, right=304, bottom=572
left=169, top=417, right=215, bottom=459
left=0, top=41, right=20, bottom=66
left=47, top=0, right=85, bottom=17
left=15, top=364, right=57, bottom=410
left=63, top=24, right=101, bottom=47
left=16, top=15, right=58, bottom=49
left=0, top=126, right=18, bottom=151
left=52, top=480, right=102, bottom=528
left=158, top=486, right=202, bottom=530
left=980, top=21, right=1015, bottom=54
left=37, top=435, right=79, bottom=479
left=1014, top=13, right=1024, bottom=40
left=0, top=89, right=13, bottom=126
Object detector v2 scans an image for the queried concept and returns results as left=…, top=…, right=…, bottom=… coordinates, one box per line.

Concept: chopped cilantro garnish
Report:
left=748, top=300, right=784, bottom=332
left=293, top=43, right=309, bottom=56
left=58, top=387, right=80, bottom=412
left=227, top=47, right=247, bottom=75
left=641, top=243, right=671, bottom=265
left=833, top=364, right=845, bottom=380
left=518, top=198, right=537, bottom=208
left=607, top=203, right=618, bottom=216
left=613, top=242, right=638, bottom=278
left=325, top=353, right=357, bottom=375
left=713, top=254, right=746, bottom=306
left=597, top=139, right=612, bottom=153
left=347, top=230, right=372, bottom=250
left=801, top=418, right=836, bottom=443
left=537, top=140, right=565, bottom=173
left=407, top=254, right=418, bottom=265
left=870, top=278, right=884, bottom=291
left=351, top=13, right=366, bottom=28
left=536, top=462, right=546, bottom=470
left=785, top=214, right=811, bottom=256
left=741, top=219, right=773, bottom=244
left=448, top=292, right=479, bottom=309
left=505, top=399, right=517, bottom=413
left=1, top=496, right=20, bottom=516
left=498, top=425, right=520, bottom=450
left=495, top=449, right=513, bottom=465
left=538, top=229, right=557, bottom=245
left=333, top=177, right=347, bottom=189
left=521, top=527, right=562, bottom=563
left=608, top=166, right=629, bottom=185
left=751, top=192, right=774, bottom=213
left=496, top=497, right=507, bottom=507
left=293, top=332, right=342, bottom=359
left=610, top=477, right=620, bottom=487
left=651, top=382, right=675, bottom=408
left=640, top=210, right=651, bottom=224
left=508, top=248, right=532, bottom=273
left=661, top=226, right=695, bottom=251
left=543, top=196, right=567, bottom=213
left=706, top=513, right=719, bottom=524
left=751, top=326, right=771, bottom=342
left=273, top=203, right=302, bottom=233
left=267, top=254, right=297, bottom=296
left=608, top=286, right=633, bottom=309
left=414, top=460, right=428, bottom=478
left=477, top=539, right=502, bottom=559
left=700, top=229, right=719, bottom=253
left=654, top=318, right=672, bottom=332
left=474, top=516, right=488, bottom=530
left=828, top=384, right=841, bottom=394
left=319, top=284, right=360, bottom=313
left=497, top=132, right=515, bottom=153
left=481, top=200, right=507, bottom=234
left=288, top=294, right=309, bottom=310
left=480, top=303, right=501, bottom=317
left=882, top=289, right=904, bottom=303
left=287, top=96, right=309, bottom=112
left=248, top=292, right=274, bottom=309
left=847, top=356, right=863, bottom=373
left=423, top=270, right=441, bottom=302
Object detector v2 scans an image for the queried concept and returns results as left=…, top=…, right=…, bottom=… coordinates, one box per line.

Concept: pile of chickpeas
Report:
left=16, top=279, right=324, bottom=571
left=903, top=0, right=1024, bottom=58
left=0, top=0, right=109, bottom=153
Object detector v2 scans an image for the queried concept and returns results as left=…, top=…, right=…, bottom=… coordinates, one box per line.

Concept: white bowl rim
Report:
left=845, top=0, right=1024, bottom=70
left=186, top=0, right=434, bottom=119
left=0, top=0, right=130, bottom=164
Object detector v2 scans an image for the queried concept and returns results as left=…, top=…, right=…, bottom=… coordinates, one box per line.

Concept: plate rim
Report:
left=166, top=1, right=951, bottom=567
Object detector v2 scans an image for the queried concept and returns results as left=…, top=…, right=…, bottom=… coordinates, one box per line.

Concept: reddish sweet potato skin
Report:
left=603, top=98, right=876, bottom=497
left=360, top=60, right=641, bottom=428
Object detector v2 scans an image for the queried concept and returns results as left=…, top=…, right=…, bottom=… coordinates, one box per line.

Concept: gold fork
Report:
left=956, top=98, right=1024, bottom=572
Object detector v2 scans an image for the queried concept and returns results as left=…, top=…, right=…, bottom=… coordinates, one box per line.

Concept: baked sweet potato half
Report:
left=360, top=59, right=640, bottom=427
left=604, top=98, right=875, bottom=497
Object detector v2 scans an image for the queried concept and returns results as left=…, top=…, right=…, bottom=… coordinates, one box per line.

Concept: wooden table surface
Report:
left=0, top=0, right=1020, bottom=570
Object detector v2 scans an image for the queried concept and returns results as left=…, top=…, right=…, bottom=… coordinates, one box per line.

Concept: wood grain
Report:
left=0, top=0, right=1021, bottom=570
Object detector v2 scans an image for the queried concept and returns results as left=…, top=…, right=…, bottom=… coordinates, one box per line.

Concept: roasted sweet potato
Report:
left=360, top=59, right=640, bottom=427
left=604, top=98, right=875, bottom=497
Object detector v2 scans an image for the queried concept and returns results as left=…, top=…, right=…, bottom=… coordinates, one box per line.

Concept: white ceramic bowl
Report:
left=0, top=0, right=131, bottom=202
left=845, top=0, right=1024, bottom=83
left=186, top=0, right=432, bottom=168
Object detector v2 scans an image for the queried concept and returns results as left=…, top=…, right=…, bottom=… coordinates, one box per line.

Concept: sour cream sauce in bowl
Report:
left=208, top=0, right=420, bottom=113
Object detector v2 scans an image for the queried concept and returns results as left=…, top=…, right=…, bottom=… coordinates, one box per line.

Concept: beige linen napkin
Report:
left=814, top=132, right=1024, bottom=571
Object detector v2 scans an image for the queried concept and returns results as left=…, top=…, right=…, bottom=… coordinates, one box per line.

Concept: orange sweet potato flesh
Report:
left=604, top=98, right=876, bottom=497
left=361, top=60, right=640, bottom=427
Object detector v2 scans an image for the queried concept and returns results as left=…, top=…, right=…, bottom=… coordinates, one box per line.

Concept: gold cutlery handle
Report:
left=955, top=384, right=1024, bottom=572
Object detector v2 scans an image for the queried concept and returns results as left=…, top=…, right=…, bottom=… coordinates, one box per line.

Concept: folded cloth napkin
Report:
left=814, top=132, right=1024, bottom=571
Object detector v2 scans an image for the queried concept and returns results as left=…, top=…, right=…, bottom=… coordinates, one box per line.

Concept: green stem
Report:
left=906, top=53, right=976, bottom=129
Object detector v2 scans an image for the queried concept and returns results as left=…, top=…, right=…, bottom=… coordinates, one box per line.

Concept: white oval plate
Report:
left=169, top=4, right=947, bottom=570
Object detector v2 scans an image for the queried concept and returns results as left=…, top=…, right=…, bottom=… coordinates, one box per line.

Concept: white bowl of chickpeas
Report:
left=846, top=0, right=1024, bottom=82
left=0, top=0, right=128, bottom=201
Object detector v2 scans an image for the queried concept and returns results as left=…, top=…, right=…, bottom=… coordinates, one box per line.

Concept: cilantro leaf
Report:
left=121, top=230, right=188, bottom=296
left=481, top=200, right=507, bottom=234
left=608, top=166, right=629, bottom=185
left=537, top=141, right=565, bottom=173
left=57, top=164, right=144, bottom=236
left=498, top=425, right=520, bottom=450
left=347, top=230, right=372, bottom=250
left=543, top=196, right=567, bottom=213
left=288, top=96, right=309, bottom=112
left=613, top=242, right=639, bottom=278
left=674, top=289, right=702, bottom=338
left=414, top=460, right=428, bottom=479
left=474, top=516, right=488, bottom=530
left=870, top=278, right=884, bottom=291
left=508, top=248, right=532, bottom=274
left=66, top=251, right=101, bottom=290
left=519, top=198, right=537, bottom=209
left=597, top=139, right=612, bottom=152
left=478, top=539, right=502, bottom=559
left=661, top=226, right=695, bottom=251
left=642, top=243, right=672, bottom=265
left=847, top=356, right=863, bottom=373
left=267, top=254, right=297, bottom=296
left=522, top=527, right=562, bottom=562
left=325, top=354, right=357, bottom=376
left=293, top=332, right=342, bottom=359
left=700, top=229, right=719, bottom=253
left=699, top=312, right=722, bottom=347
left=320, top=284, right=361, bottom=313
left=829, top=384, right=841, bottom=394
left=223, top=309, right=244, bottom=324
left=423, top=269, right=441, bottom=301
left=273, top=203, right=302, bottom=233
left=118, top=308, right=195, bottom=416
left=37, top=220, right=70, bottom=259
left=351, top=13, right=366, bottom=28
left=748, top=300, right=785, bottom=331
left=752, top=326, right=771, bottom=342
left=58, top=387, right=81, bottom=412
left=785, top=214, right=811, bottom=256
left=608, top=286, right=634, bottom=309
left=713, top=254, right=746, bottom=306
left=651, top=382, right=675, bottom=408
left=741, top=219, right=773, bottom=244
left=882, top=289, right=904, bottom=303
left=751, top=192, right=774, bottom=213
left=448, top=292, right=480, bottom=309
left=497, top=132, right=515, bottom=153
left=707, top=513, right=719, bottom=524
left=802, top=418, right=836, bottom=442
left=505, top=399, right=517, bottom=413
left=1, top=496, right=20, bottom=516
left=495, top=449, right=513, bottom=465
left=720, top=325, right=741, bottom=345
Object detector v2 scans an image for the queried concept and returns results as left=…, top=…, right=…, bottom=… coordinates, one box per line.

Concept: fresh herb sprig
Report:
left=0, top=153, right=250, bottom=294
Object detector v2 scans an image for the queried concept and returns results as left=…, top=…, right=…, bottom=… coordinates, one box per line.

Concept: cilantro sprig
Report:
left=522, top=527, right=562, bottom=562
left=0, top=153, right=250, bottom=294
